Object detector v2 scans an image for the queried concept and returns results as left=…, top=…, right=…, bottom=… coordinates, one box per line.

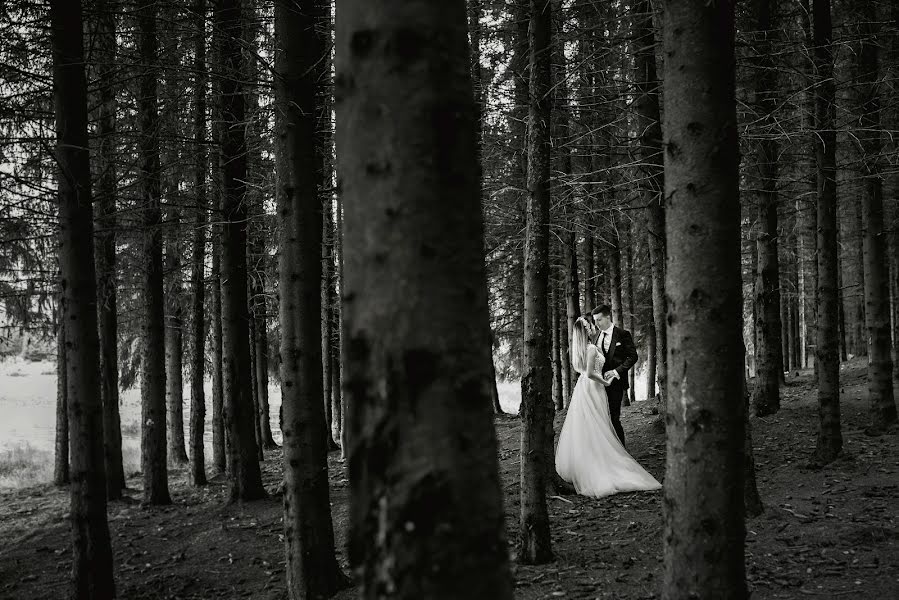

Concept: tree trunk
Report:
left=634, top=0, right=666, bottom=403
left=845, top=200, right=866, bottom=357
left=584, top=234, right=595, bottom=311
left=813, top=0, right=842, bottom=465
left=558, top=292, right=571, bottom=405
left=211, top=213, right=226, bottom=474
left=336, top=1, right=516, bottom=596
left=243, top=9, right=277, bottom=454
left=254, top=298, right=276, bottom=449
left=335, top=191, right=348, bottom=459
left=332, top=199, right=346, bottom=439
left=94, top=0, right=124, bottom=499
left=188, top=0, right=207, bottom=487
left=856, top=6, right=898, bottom=429
left=137, top=0, right=171, bottom=505
left=165, top=259, right=188, bottom=466
left=743, top=345, right=764, bottom=517
left=608, top=235, right=623, bottom=327
left=248, top=296, right=264, bottom=461
left=662, top=0, right=746, bottom=596
left=751, top=0, right=782, bottom=417
left=565, top=231, right=581, bottom=357
left=838, top=259, right=848, bottom=362
left=798, top=6, right=819, bottom=370
left=50, top=1, right=116, bottom=594
left=516, top=0, right=554, bottom=565
left=322, top=185, right=340, bottom=450
left=646, top=312, right=657, bottom=401
left=624, top=219, right=636, bottom=405
left=275, top=0, right=349, bottom=596
left=54, top=310, right=69, bottom=486
left=216, top=0, right=265, bottom=501
left=551, top=283, right=564, bottom=411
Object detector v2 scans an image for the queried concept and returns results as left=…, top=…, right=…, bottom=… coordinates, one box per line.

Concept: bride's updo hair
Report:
left=571, top=316, right=592, bottom=374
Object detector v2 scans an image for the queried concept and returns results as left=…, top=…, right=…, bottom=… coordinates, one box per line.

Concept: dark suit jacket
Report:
left=599, top=326, right=638, bottom=390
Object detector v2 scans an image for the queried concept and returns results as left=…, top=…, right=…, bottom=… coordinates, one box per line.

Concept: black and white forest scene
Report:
left=0, top=0, right=897, bottom=598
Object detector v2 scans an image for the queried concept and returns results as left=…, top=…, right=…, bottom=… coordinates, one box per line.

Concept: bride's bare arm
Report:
left=585, top=346, right=611, bottom=386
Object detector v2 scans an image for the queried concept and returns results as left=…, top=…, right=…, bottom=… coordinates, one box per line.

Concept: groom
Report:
left=591, top=304, right=638, bottom=448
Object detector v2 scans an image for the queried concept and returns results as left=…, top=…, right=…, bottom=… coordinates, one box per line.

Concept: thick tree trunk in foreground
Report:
left=275, top=0, right=348, bottom=597
left=812, top=0, right=842, bottom=464
left=662, top=0, right=747, bottom=597
left=336, top=2, right=516, bottom=597
left=216, top=0, right=264, bottom=501
left=50, top=0, right=116, bottom=594
left=137, top=0, right=171, bottom=505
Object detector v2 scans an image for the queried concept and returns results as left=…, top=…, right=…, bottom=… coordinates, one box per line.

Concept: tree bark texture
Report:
left=662, top=0, right=747, bottom=597
left=335, top=1, right=517, bottom=596
left=138, top=0, right=171, bottom=505
left=50, top=0, right=117, bottom=594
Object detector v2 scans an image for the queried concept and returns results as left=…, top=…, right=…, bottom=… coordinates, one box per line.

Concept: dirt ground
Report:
left=1, top=360, right=897, bottom=599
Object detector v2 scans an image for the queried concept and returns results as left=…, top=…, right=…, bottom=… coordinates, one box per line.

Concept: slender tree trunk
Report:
left=209, top=19, right=226, bottom=473
left=216, top=0, right=265, bottom=501
left=798, top=9, right=819, bottom=370
left=335, top=192, right=348, bottom=459
left=838, top=260, right=848, bottom=362
left=624, top=219, right=636, bottom=404
left=211, top=216, right=226, bottom=474
left=559, top=289, right=571, bottom=404
left=254, top=299, right=276, bottom=448
left=813, top=0, right=842, bottom=464
left=856, top=7, right=898, bottom=429
left=608, top=235, right=623, bottom=326
left=50, top=1, right=116, bottom=594
left=242, top=10, right=277, bottom=454
left=54, top=310, right=69, bottom=486
left=634, top=0, right=666, bottom=403
left=188, top=0, right=208, bottom=487
left=165, top=264, right=188, bottom=466
left=743, top=345, right=764, bottom=517
left=584, top=234, right=595, bottom=310
left=565, top=232, right=581, bottom=352
left=517, top=0, right=554, bottom=565
left=846, top=201, right=866, bottom=357
left=551, top=283, right=564, bottom=411
left=137, top=0, right=171, bottom=505
left=94, top=0, right=124, bottom=499
left=322, top=187, right=340, bottom=450
left=751, top=0, right=782, bottom=416
left=662, top=0, right=747, bottom=596
left=336, top=1, right=516, bottom=596
left=646, top=311, right=657, bottom=401
left=248, top=305, right=264, bottom=460
left=332, top=202, right=346, bottom=437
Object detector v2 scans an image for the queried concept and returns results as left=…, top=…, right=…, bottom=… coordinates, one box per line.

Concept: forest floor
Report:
left=1, top=359, right=897, bottom=599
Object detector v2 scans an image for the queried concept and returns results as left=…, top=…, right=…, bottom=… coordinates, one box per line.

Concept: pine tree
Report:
left=336, top=1, right=516, bottom=596
left=662, top=0, right=747, bottom=596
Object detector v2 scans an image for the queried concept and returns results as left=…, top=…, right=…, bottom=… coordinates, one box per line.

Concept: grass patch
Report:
left=0, top=443, right=53, bottom=489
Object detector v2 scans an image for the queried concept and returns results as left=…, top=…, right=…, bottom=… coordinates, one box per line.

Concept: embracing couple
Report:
left=555, top=304, right=662, bottom=498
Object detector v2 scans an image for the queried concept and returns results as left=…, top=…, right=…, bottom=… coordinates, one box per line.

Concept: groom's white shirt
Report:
left=599, top=324, right=614, bottom=354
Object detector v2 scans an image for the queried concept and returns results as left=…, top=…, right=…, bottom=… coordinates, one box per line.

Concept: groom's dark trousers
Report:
left=600, top=326, right=638, bottom=448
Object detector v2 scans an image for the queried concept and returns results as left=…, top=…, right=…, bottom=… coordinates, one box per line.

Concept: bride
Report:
left=555, top=316, right=662, bottom=498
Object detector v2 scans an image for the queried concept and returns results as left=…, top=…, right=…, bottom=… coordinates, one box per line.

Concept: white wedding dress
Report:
left=555, top=344, right=662, bottom=498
